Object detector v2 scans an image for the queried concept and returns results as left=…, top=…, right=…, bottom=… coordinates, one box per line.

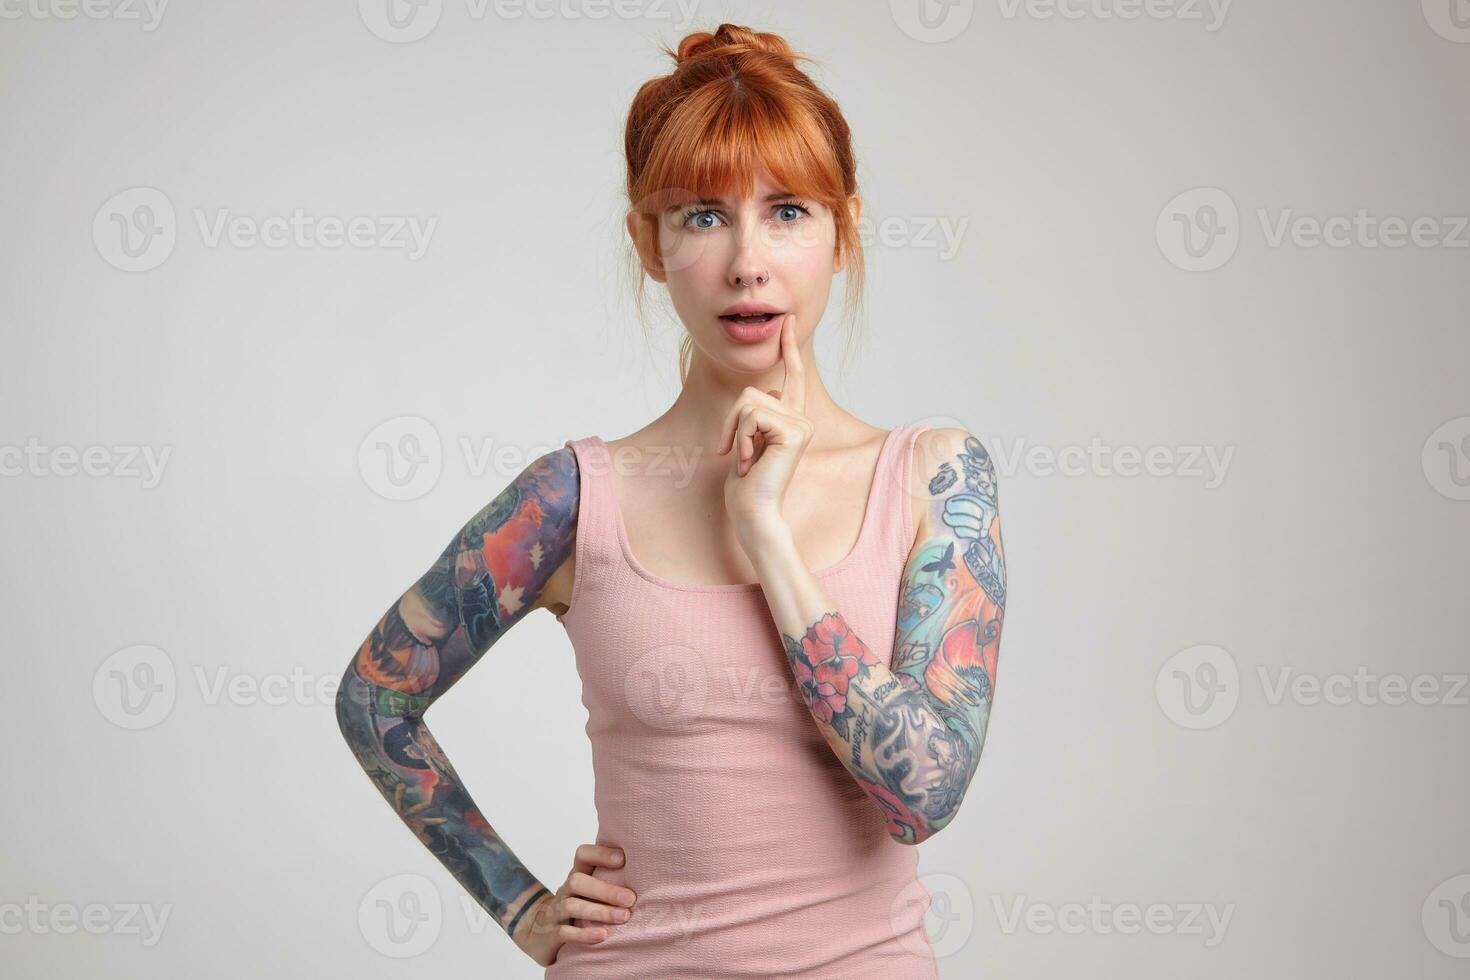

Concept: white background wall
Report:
left=2, top=1, right=1467, bottom=976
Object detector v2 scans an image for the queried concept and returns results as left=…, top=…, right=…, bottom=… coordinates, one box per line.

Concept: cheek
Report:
left=784, top=239, right=835, bottom=276
left=770, top=220, right=837, bottom=270
left=658, top=226, right=726, bottom=284
left=661, top=242, right=731, bottom=309
left=769, top=232, right=837, bottom=292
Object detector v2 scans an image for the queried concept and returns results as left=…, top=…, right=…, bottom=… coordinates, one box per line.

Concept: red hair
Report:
left=623, top=24, right=866, bottom=381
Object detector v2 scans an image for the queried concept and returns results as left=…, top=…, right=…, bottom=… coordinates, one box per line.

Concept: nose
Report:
left=728, top=221, right=770, bottom=288
left=726, top=213, right=776, bottom=289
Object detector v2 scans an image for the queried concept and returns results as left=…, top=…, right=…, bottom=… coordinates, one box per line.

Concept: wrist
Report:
left=736, top=514, right=795, bottom=566
left=507, top=884, right=553, bottom=946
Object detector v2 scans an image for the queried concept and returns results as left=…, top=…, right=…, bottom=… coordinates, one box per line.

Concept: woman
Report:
left=335, top=23, right=1005, bottom=978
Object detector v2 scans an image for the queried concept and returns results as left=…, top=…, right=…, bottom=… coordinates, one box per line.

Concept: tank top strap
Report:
left=864, top=422, right=932, bottom=569
left=561, top=436, right=621, bottom=589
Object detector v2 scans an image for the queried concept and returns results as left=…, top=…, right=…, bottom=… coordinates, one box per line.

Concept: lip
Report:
left=719, top=302, right=784, bottom=317
left=718, top=307, right=785, bottom=344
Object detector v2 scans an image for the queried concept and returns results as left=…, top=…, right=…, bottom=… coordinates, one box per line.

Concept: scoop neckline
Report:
left=591, top=426, right=904, bottom=594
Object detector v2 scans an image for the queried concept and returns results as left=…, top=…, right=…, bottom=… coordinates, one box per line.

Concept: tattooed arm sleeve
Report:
left=777, top=429, right=1004, bottom=844
left=333, top=446, right=579, bottom=941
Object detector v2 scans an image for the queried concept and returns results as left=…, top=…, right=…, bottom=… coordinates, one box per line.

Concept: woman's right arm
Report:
left=333, top=446, right=578, bottom=954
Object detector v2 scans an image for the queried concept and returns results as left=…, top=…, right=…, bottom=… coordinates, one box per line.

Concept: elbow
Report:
left=886, top=788, right=968, bottom=846
left=886, top=821, right=934, bottom=846
left=334, top=663, right=368, bottom=744
left=889, top=817, right=942, bottom=847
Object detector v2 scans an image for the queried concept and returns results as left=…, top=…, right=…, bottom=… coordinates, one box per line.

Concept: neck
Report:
left=656, top=340, right=852, bottom=451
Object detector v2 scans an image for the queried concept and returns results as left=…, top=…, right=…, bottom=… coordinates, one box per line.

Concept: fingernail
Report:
left=615, top=908, right=630, bottom=921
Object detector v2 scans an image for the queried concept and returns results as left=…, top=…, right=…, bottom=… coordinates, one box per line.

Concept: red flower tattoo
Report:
left=793, top=613, right=866, bottom=722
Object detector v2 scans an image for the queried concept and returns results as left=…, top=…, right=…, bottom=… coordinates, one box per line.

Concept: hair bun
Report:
left=674, top=23, right=799, bottom=67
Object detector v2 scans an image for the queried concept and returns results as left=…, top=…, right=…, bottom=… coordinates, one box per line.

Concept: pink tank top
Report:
left=547, top=424, right=939, bottom=980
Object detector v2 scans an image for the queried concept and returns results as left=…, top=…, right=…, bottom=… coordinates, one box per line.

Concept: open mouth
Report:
left=719, top=312, right=781, bottom=325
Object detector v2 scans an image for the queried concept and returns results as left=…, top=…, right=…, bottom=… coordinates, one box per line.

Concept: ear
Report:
left=626, top=210, right=668, bottom=284
left=833, top=194, right=862, bottom=273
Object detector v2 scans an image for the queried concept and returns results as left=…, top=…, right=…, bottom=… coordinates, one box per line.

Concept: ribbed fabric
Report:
left=547, top=424, right=938, bottom=980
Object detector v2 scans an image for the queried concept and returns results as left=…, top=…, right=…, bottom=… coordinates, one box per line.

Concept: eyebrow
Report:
left=668, top=191, right=801, bottom=210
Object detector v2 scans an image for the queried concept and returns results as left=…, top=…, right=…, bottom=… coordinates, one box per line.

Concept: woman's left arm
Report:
left=746, top=427, right=1005, bottom=845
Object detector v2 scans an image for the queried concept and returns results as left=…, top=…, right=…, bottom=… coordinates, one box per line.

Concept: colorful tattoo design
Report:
left=781, top=433, right=1004, bottom=844
left=335, top=447, right=580, bottom=938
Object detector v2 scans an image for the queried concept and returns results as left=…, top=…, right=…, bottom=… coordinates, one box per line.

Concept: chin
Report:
left=699, top=336, right=778, bottom=373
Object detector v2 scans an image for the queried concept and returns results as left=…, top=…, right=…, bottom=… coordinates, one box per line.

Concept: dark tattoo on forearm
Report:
left=335, top=447, right=579, bottom=936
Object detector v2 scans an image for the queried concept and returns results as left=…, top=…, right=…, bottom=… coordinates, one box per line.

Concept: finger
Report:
left=720, top=388, right=781, bottom=456
left=736, top=408, right=759, bottom=475
left=719, top=397, right=748, bottom=456
left=569, top=871, right=638, bottom=909
left=780, top=314, right=805, bottom=413
left=573, top=843, right=625, bottom=873
left=563, top=896, right=633, bottom=925
left=558, top=921, right=610, bottom=945
left=719, top=405, right=737, bottom=455
left=568, top=846, right=598, bottom=880
left=736, top=407, right=774, bottom=476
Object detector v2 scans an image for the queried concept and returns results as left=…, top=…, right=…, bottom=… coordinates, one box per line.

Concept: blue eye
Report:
left=681, top=209, right=723, bottom=230
left=678, top=201, right=811, bottom=229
